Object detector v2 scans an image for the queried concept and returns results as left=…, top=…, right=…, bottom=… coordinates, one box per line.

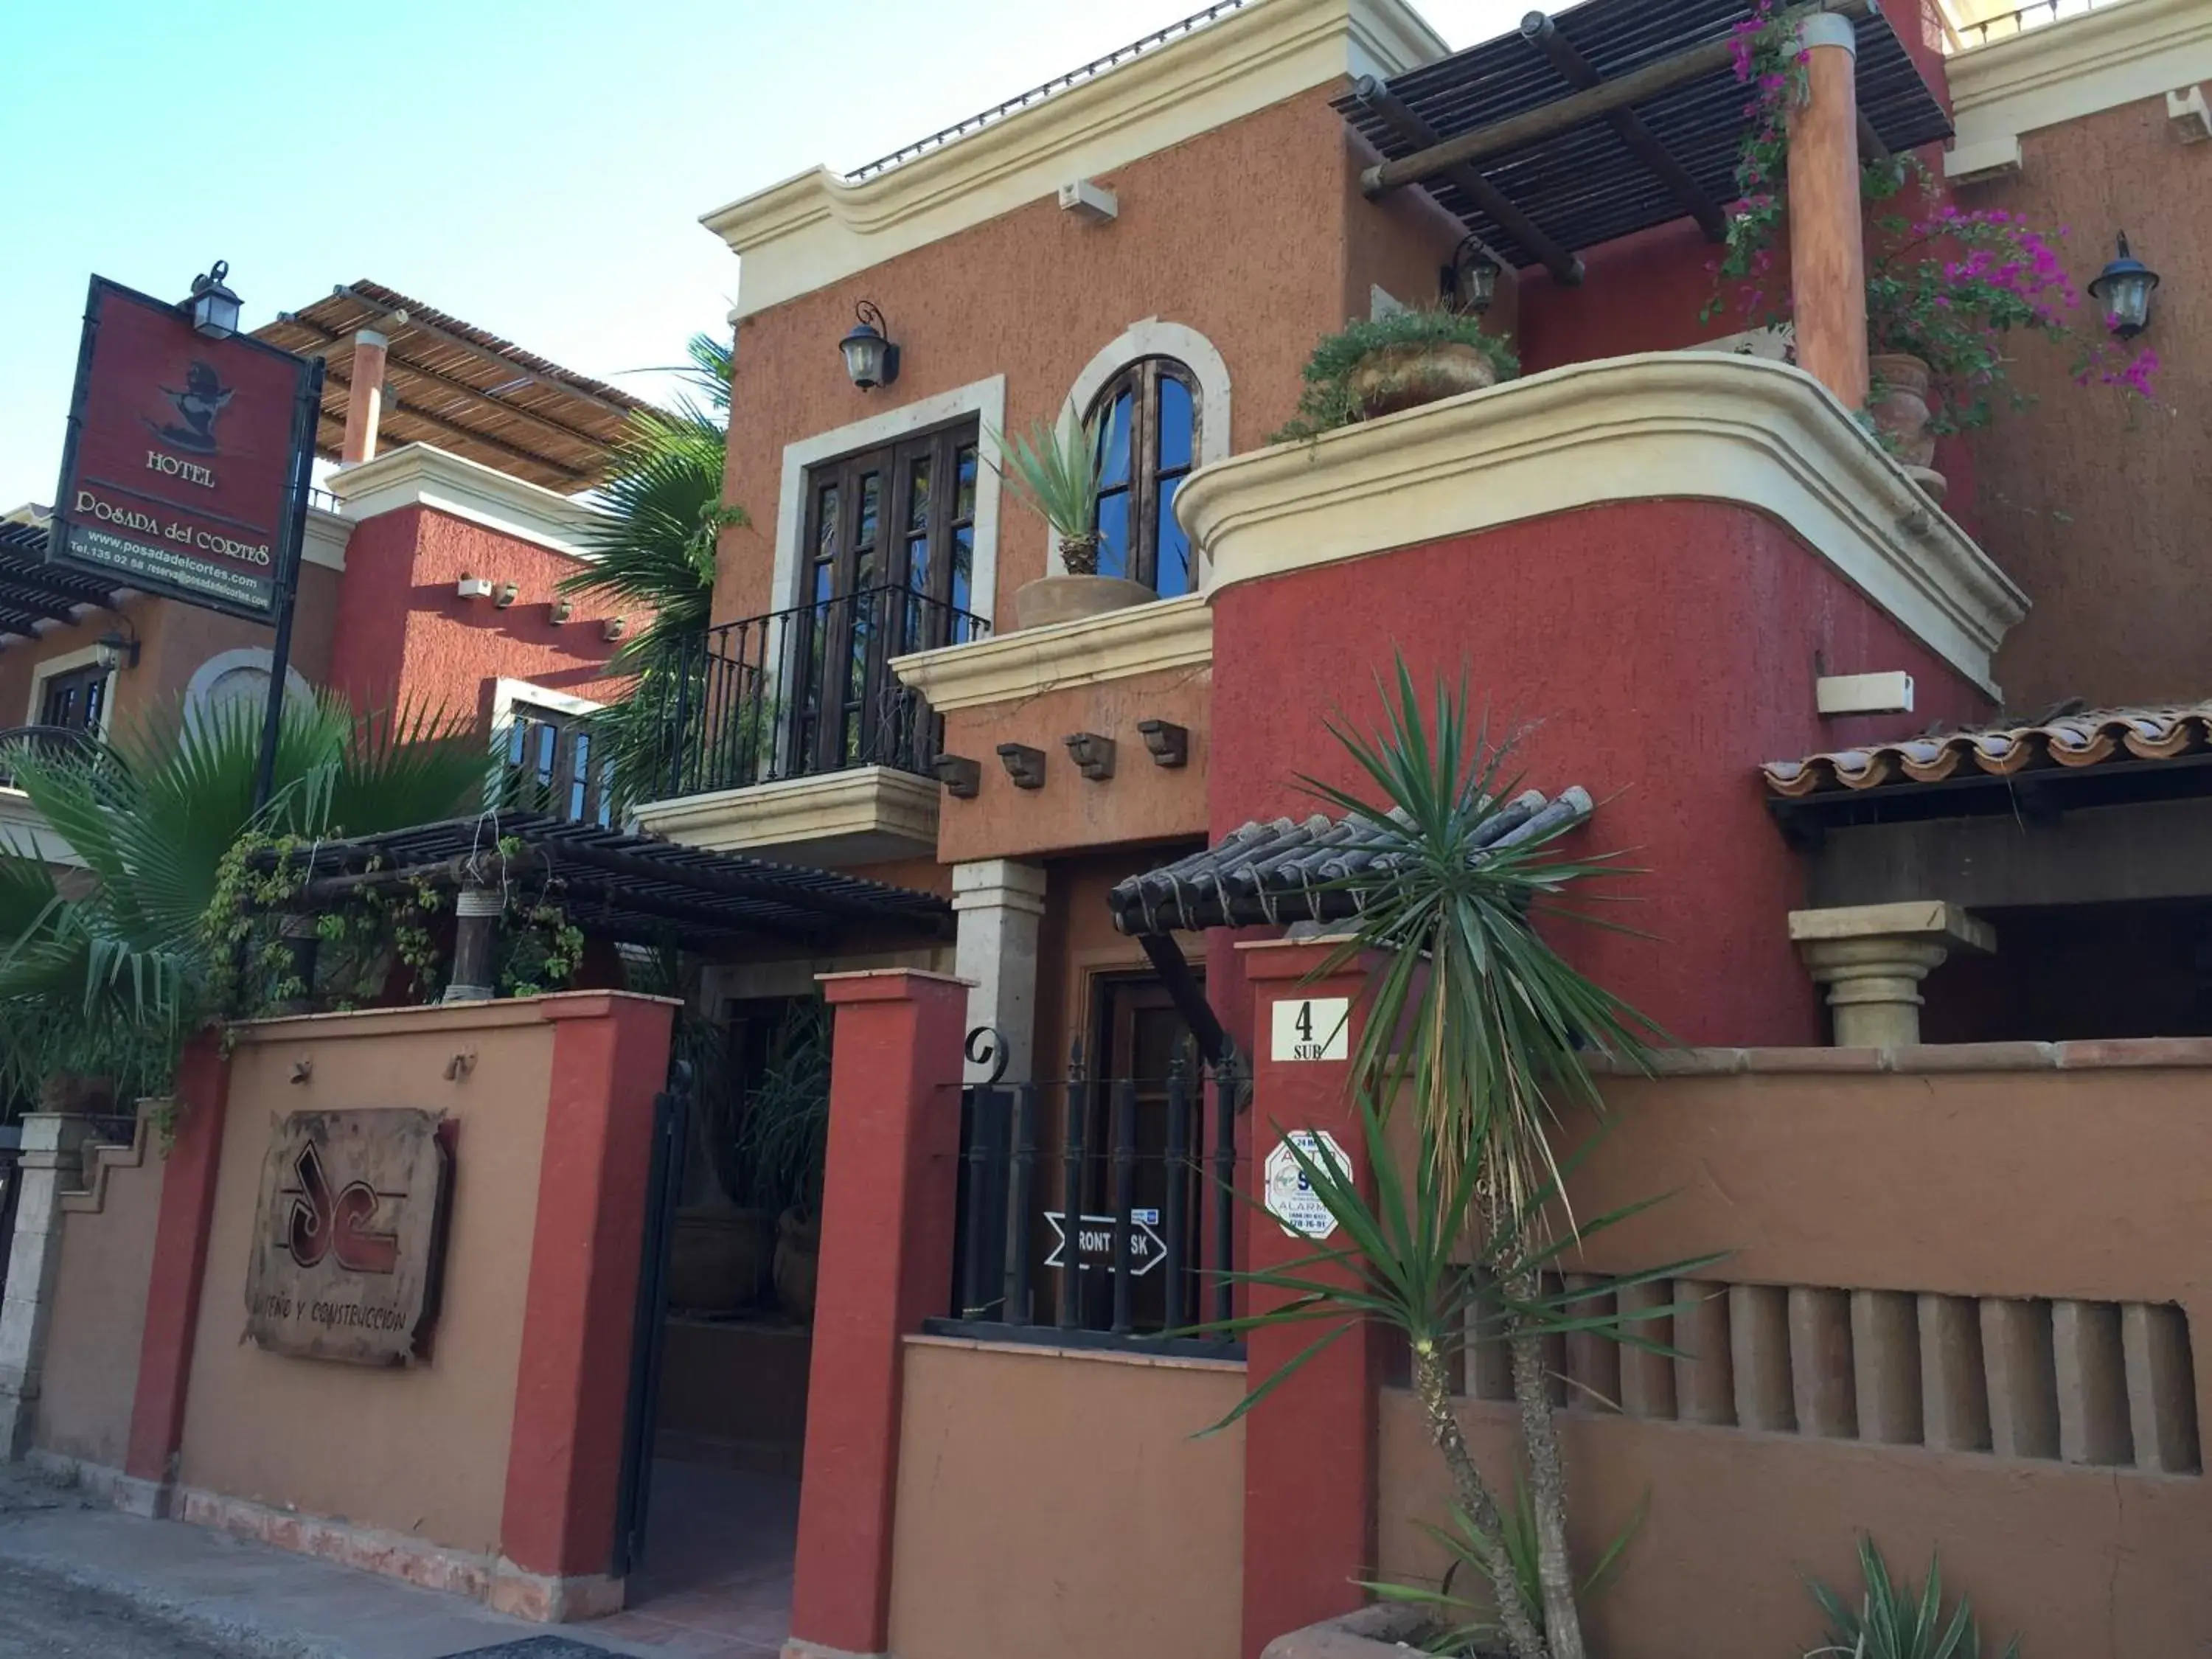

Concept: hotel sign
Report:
left=246, top=1110, right=453, bottom=1367
left=51, top=276, right=319, bottom=620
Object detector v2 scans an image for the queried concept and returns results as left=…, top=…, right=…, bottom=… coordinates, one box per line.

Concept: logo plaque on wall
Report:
left=246, top=1110, right=454, bottom=1366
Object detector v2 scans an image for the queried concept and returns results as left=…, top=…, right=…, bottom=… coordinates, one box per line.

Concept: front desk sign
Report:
left=246, top=1110, right=453, bottom=1366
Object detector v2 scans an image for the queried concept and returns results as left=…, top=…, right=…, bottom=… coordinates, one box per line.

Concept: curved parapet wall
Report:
left=1177, top=354, right=2026, bottom=1047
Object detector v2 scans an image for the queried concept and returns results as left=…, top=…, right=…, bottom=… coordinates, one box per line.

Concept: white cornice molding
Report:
left=891, top=591, right=1213, bottom=712
left=301, top=506, right=350, bottom=571
left=327, top=443, right=605, bottom=561
left=1946, top=0, right=2212, bottom=178
left=630, top=765, right=940, bottom=866
left=1176, top=353, right=2029, bottom=696
left=700, top=0, right=1445, bottom=319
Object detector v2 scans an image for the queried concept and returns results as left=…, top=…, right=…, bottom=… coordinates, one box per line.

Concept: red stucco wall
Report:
left=1203, top=500, right=1993, bottom=1048
left=328, top=505, right=633, bottom=727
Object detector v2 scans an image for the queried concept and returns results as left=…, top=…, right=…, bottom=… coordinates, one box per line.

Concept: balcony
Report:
left=627, top=584, right=990, bottom=866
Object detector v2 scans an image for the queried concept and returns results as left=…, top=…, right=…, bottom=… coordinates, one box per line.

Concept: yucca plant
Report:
left=988, top=413, right=1105, bottom=574
left=1806, top=1538, right=2022, bottom=1659
left=1204, top=1101, right=1711, bottom=1659
left=0, top=691, right=482, bottom=1106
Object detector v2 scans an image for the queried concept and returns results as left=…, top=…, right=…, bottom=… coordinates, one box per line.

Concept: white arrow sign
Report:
left=1044, top=1211, right=1166, bottom=1277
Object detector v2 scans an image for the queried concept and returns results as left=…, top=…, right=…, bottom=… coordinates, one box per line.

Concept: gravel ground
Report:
left=0, top=1557, right=240, bottom=1658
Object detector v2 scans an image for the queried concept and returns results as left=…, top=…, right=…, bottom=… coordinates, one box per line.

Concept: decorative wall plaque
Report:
left=245, top=1109, right=453, bottom=1366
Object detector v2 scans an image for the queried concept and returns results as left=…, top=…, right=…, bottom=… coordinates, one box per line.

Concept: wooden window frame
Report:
left=1085, top=356, right=1201, bottom=596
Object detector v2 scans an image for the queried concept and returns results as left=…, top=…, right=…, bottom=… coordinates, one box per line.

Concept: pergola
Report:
left=0, top=521, right=130, bottom=651
left=253, top=282, right=649, bottom=493
left=1338, top=0, right=1952, bottom=288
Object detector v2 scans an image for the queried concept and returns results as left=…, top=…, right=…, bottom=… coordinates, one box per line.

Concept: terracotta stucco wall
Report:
left=1205, top=499, right=1993, bottom=1050
left=0, top=563, right=341, bottom=734
left=175, top=1006, right=557, bottom=1557
left=1959, top=97, right=2212, bottom=709
left=327, top=504, right=631, bottom=728
left=32, top=1127, right=166, bottom=1470
left=886, top=1338, right=1245, bottom=1659
left=714, top=88, right=1397, bottom=632
left=1377, top=1057, right=2212, bottom=1656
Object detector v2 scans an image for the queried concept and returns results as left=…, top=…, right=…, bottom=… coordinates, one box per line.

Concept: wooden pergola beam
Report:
left=1352, top=77, right=1584, bottom=286
left=329, top=286, right=641, bottom=422
left=319, top=366, right=593, bottom=489
left=1518, top=13, right=1728, bottom=245
left=1360, top=0, right=1878, bottom=198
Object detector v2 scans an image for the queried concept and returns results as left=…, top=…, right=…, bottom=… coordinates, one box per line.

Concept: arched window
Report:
left=1087, top=357, right=1200, bottom=599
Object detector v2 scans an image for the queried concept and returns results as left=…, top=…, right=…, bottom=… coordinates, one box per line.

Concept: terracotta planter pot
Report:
left=1346, top=340, right=1498, bottom=420
left=1012, top=574, right=1155, bottom=630
left=667, top=1206, right=769, bottom=1312
left=1868, top=351, right=1941, bottom=463
left=774, top=1208, right=820, bottom=1325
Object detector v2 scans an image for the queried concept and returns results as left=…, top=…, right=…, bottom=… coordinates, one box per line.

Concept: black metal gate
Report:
left=613, top=1060, right=691, bottom=1576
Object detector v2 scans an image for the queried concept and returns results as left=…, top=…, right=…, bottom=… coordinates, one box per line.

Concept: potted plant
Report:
left=992, top=413, right=1155, bottom=630
left=1273, top=307, right=1520, bottom=442
left=734, top=997, right=832, bottom=1324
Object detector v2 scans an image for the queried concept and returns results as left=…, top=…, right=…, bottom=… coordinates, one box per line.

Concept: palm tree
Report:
left=0, top=692, right=484, bottom=1108
left=560, top=333, right=748, bottom=808
left=1213, top=657, right=1699, bottom=1659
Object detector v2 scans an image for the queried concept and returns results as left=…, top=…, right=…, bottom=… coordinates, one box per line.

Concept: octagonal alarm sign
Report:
left=1264, top=1130, right=1354, bottom=1240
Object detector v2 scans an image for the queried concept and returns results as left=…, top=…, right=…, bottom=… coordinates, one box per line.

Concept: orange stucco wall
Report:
left=712, top=87, right=1464, bottom=633
left=174, top=1002, right=558, bottom=1558
left=32, top=1122, right=167, bottom=1471
left=1958, top=96, right=2212, bottom=709
left=886, top=1338, right=1245, bottom=1659
left=1372, top=1055, right=2212, bottom=1657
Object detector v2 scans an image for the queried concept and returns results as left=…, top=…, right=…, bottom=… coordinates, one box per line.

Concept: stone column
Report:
left=1787, top=12, right=1871, bottom=409
left=787, top=969, right=969, bottom=1659
left=0, top=1116, right=94, bottom=1459
left=950, top=860, right=1046, bottom=1083
left=341, top=328, right=389, bottom=465
left=1790, top=901, right=1994, bottom=1047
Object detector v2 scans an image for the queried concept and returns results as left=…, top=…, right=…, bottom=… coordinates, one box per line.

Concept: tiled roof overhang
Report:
left=1108, top=787, right=1592, bottom=936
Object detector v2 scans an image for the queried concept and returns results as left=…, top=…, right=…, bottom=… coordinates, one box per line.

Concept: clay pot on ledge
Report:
left=1346, top=339, right=1498, bottom=421
left=1868, top=351, right=1947, bottom=504
left=1012, top=532, right=1154, bottom=630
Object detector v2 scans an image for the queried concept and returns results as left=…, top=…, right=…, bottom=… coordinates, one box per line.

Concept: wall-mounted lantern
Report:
left=94, top=624, right=140, bottom=672
left=1440, top=234, right=1500, bottom=316
left=187, top=260, right=242, bottom=341
left=839, top=300, right=900, bottom=391
left=2088, top=233, right=2160, bottom=338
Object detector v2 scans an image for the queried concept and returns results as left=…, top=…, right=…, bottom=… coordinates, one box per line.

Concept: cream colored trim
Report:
left=1175, top=353, right=2028, bottom=696
left=772, top=377, right=1006, bottom=625
left=0, top=788, right=77, bottom=867
left=700, top=0, right=1446, bottom=318
left=302, top=506, right=350, bottom=572
left=891, top=591, right=1212, bottom=712
left=1946, top=0, right=2212, bottom=179
left=327, top=443, right=604, bottom=560
left=491, top=676, right=604, bottom=730
left=1051, top=319, right=1232, bottom=578
left=630, top=765, right=940, bottom=866
left=26, top=644, right=115, bottom=736
left=183, top=647, right=314, bottom=725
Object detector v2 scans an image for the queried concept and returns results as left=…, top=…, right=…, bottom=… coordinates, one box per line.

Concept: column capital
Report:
left=950, top=858, right=1048, bottom=914
left=1795, top=12, right=1859, bottom=55
left=1790, top=902, right=1993, bottom=1047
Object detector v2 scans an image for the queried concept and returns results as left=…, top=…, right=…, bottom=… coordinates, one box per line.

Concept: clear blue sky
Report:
left=0, top=0, right=1526, bottom=508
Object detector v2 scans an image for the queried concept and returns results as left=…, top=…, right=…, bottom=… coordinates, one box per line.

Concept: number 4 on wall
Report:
left=1270, top=997, right=1349, bottom=1062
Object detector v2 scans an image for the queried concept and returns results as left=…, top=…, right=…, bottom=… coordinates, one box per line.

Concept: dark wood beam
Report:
left=1361, top=0, right=1877, bottom=198
left=1518, top=13, right=1728, bottom=244
left=1857, top=110, right=1893, bottom=166
left=1353, top=76, right=1585, bottom=286
left=276, top=309, right=623, bottom=457
left=328, top=287, right=641, bottom=422
left=319, top=366, right=592, bottom=489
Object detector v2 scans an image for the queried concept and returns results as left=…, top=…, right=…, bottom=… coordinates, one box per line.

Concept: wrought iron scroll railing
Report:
left=933, top=1068, right=1245, bottom=1357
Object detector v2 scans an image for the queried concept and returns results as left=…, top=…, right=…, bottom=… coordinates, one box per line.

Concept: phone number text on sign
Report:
left=1263, top=1129, right=1354, bottom=1240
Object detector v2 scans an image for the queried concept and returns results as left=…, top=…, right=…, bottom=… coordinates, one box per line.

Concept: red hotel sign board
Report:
left=52, top=277, right=316, bottom=620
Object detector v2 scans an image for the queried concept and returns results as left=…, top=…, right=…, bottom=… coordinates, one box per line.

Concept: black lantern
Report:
left=838, top=300, right=900, bottom=391
left=1441, top=235, right=1501, bottom=316
left=2087, top=233, right=2160, bottom=339
left=187, top=260, right=242, bottom=341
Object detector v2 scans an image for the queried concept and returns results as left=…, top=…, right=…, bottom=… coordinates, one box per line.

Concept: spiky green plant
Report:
left=1806, top=1538, right=2022, bottom=1659
left=987, top=413, right=1105, bottom=574
left=0, top=692, right=482, bottom=1105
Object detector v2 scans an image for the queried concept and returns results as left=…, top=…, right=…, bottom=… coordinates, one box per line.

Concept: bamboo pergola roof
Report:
left=254, top=282, right=650, bottom=493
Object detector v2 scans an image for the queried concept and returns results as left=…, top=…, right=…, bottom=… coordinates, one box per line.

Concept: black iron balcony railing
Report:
left=658, top=584, right=990, bottom=801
